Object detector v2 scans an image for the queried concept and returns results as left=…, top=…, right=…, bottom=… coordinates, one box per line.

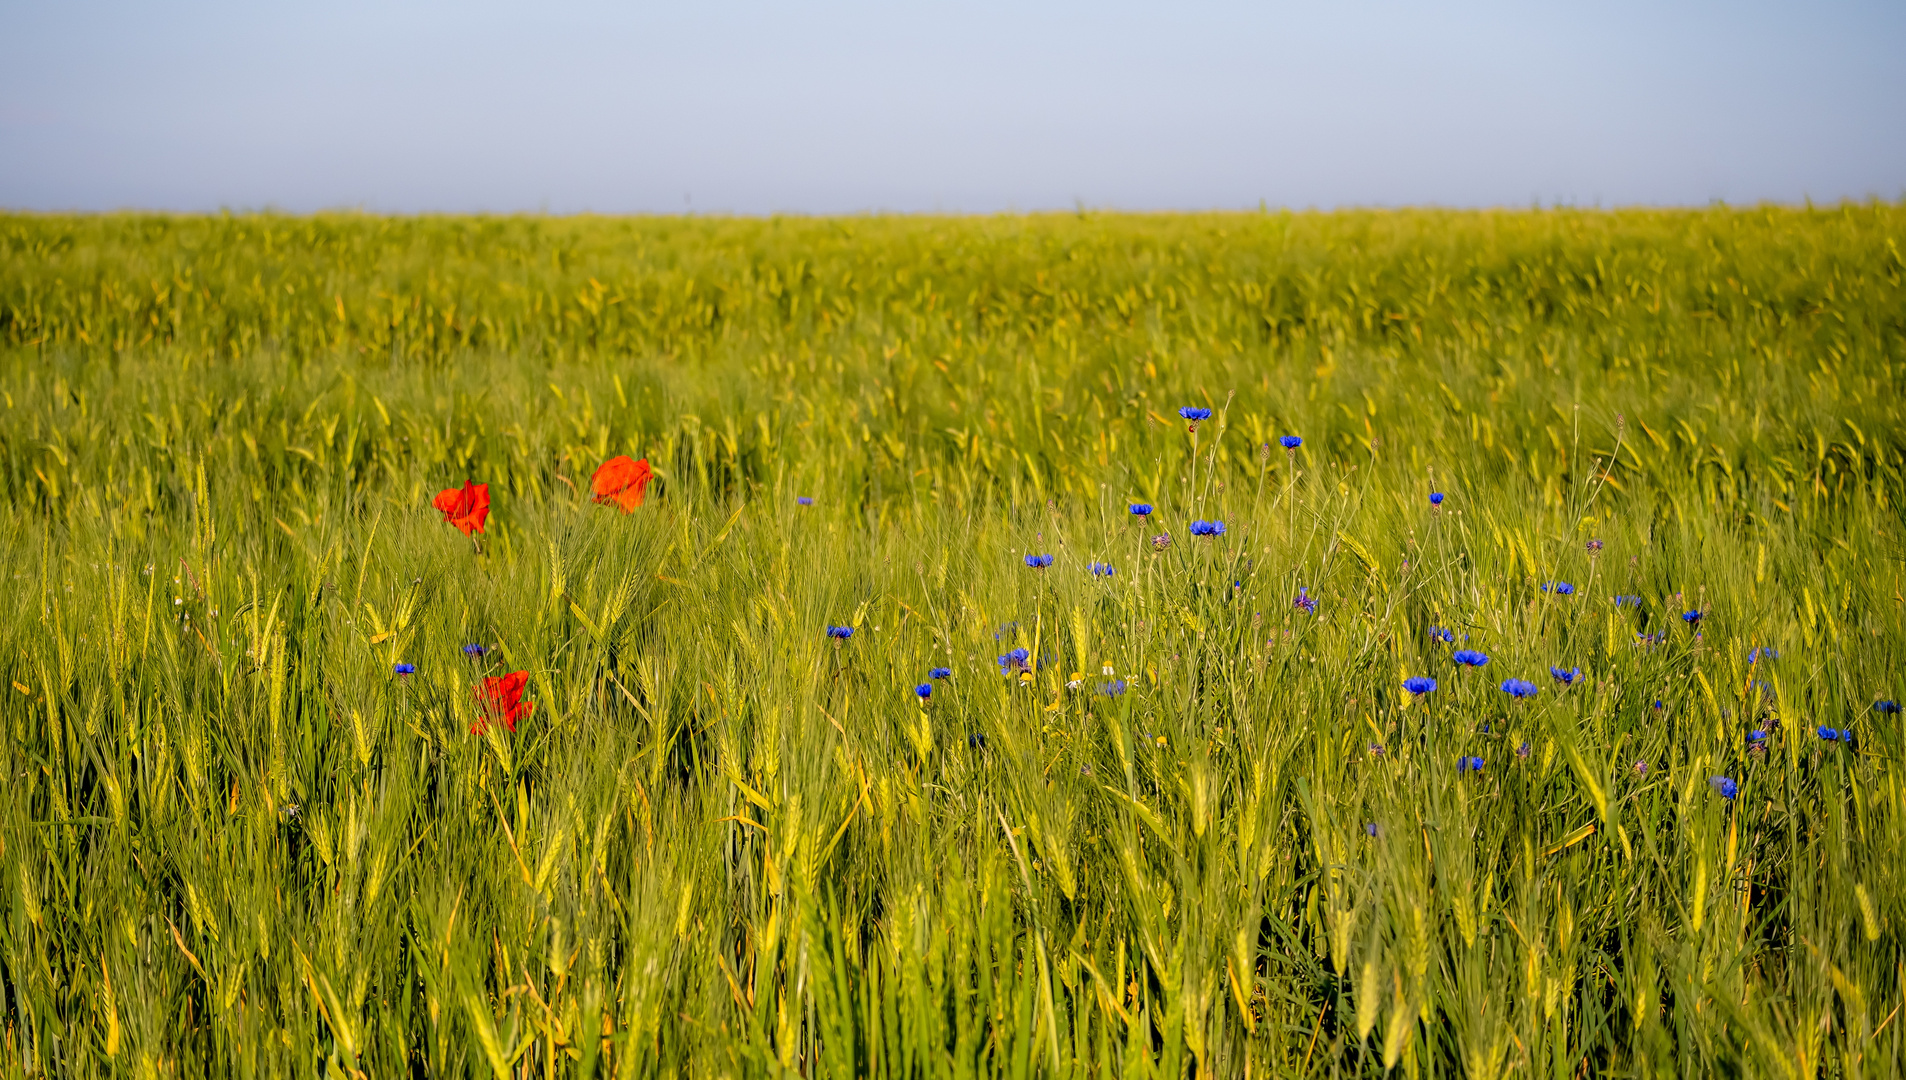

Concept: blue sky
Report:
left=2, top=0, right=1901, bottom=214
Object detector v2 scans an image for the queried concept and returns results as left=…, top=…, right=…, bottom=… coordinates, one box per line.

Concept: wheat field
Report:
left=1, top=206, right=1903, bottom=1077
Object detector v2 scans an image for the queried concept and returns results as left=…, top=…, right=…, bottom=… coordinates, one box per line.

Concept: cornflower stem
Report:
left=1284, top=449, right=1299, bottom=543
left=1186, top=424, right=1201, bottom=521
left=1027, top=565, right=1046, bottom=716
left=1194, top=418, right=1222, bottom=511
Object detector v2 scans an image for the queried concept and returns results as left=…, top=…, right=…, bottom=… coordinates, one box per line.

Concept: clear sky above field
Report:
left=2, top=0, right=1901, bottom=215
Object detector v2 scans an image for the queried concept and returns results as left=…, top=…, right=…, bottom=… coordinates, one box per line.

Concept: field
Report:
left=1, top=205, right=1903, bottom=1078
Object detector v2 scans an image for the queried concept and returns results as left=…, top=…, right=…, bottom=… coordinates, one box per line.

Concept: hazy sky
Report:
left=3, top=0, right=1902, bottom=214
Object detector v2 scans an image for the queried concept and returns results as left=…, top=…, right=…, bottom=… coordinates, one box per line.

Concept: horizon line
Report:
left=6, top=196, right=1905, bottom=221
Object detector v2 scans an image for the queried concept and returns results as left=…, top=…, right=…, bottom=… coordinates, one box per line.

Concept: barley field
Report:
left=1, top=206, right=1903, bottom=1078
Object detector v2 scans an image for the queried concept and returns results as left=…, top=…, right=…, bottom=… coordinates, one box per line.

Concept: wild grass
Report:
left=0, top=205, right=1903, bottom=1077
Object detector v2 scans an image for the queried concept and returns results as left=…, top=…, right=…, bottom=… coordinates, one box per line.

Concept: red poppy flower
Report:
left=433, top=480, right=490, bottom=536
left=473, top=670, right=533, bottom=734
left=590, top=456, right=654, bottom=513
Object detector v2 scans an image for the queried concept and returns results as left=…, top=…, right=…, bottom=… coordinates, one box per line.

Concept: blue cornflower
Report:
left=1636, top=631, right=1667, bottom=646
left=914, top=683, right=932, bottom=700
left=797, top=496, right=814, bottom=506
left=1501, top=679, right=1539, bottom=698
left=826, top=625, right=854, bottom=640
left=1453, top=649, right=1489, bottom=667
left=1747, top=647, right=1779, bottom=663
left=1189, top=520, right=1226, bottom=537
left=1515, top=741, right=1532, bottom=758
left=1875, top=700, right=1901, bottom=715
left=1457, top=756, right=1485, bottom=774
left=1428, top=625, right=1454, bottom=643
left=1279, top=436, right=1302, bottom=449
left=1709, top=776, right=1738, bottom=801
left=967, top=732, right=987, bottom=749
left=1682, top=610, right=1703, bottom=625
left=1097, top=679, right=1127, bottom=696
left=1293, top=587, right=1317, bottom=614
left=394, top=663, right=416, bottom=675
left=1747, top=730, right=1768, bottom=744
left=1653, top=700, right=1665, bottom=710
left=1550, top=666, right=1582, bottom=685
left=929, top=667, right=952, bottom=679
left=1614, top=595, right=1643, bottom=609
left=1364, top=823, right=1379, bottom=836
left=1179, top=406, right=1213, bottom=421
left=1089, top=561, right=1116, bottom=577
left=998, top=647, right=1030, bottom=674
left=1130, top=503, right=1153, bottom=517
left=1025, top=553, right=1053, bottom=568
left=1429, top=492, right=1444, bottom=505
left=462, top=643, right=488, bottom=657
left=1403, top=676, right=1437, bottom=696
left=1817, top=726, right=1847, bottom=743
left=1586, top=539, right=1603, bottom=554
left=1542, top=582, right=1575, bottom=596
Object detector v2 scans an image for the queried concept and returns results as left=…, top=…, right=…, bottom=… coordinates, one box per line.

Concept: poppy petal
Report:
left=436, top=481, right=490, bottom=535
left=591, top=456, right=635, bottom=501
left=455, top=482, right=489, bottom=534
left=591, top=456, right=653, bottom=512
left=474, top=671, right=533, bottom=733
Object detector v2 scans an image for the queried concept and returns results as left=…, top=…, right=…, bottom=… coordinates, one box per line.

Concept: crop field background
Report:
left=1, top=206, right=1904, bottom=1078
